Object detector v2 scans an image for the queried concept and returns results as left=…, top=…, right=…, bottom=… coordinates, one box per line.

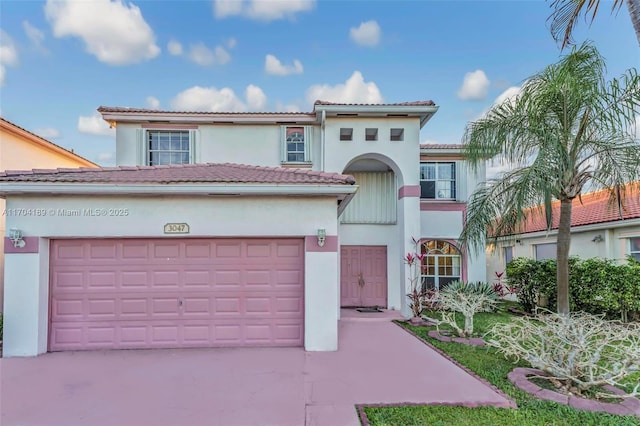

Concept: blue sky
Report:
left=0, top=0, right=638, bottom=166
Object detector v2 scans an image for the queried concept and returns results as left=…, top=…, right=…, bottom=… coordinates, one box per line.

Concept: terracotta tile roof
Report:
left=420, top=144, right=463, bottom=149
left=0, top=163, right=356, bottom=185
left=501, top=183, right=640, bottom=236
left=314, top=100, right=435, bottom=107
left=0, top=117, right=98, bottom=167
left=97, top=106, right=314, bottom=115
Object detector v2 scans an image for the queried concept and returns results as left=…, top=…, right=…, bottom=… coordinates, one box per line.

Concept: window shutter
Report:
left=136, top=128, right=145, bottom=165
left=455, top=161, right=466, bottom=201
left=280, top=126, right=287, bottom=163
left=189, top=129, right=198, bottom=163
left=304, top=126, right=312, bottom=162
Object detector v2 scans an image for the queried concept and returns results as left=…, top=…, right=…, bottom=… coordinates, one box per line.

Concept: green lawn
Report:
left=363, top=305, right=640, bottom=426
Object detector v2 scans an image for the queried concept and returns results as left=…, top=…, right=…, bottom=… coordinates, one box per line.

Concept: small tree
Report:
left=487, top=311, right=640, bottom=399
left=425, top=281, right=499, bottom=338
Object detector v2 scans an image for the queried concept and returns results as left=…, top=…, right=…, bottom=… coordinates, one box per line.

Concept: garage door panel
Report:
left=50, top=238, right=304, bottom=351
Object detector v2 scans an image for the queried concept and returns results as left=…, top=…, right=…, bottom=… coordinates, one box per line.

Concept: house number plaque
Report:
left=164, top=223, right=190, bottom=234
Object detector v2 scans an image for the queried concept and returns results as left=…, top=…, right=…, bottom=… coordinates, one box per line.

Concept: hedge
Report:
left=505, top=256, right=640, bottom=321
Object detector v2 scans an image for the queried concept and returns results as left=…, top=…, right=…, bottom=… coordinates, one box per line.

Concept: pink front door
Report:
left=340, top=245, right=387, bottom=307
left=49, top=238, right=304, bottom=351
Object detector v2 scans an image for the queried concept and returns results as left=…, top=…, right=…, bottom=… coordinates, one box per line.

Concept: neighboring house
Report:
left=0, top=118, right=97, bottom=309
left=486, top=183, right=640, bottom=282
left=0, top=101, right=485, bottom=357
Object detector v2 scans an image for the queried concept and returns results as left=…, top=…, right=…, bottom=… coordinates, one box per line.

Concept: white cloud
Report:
left=457, top=70, right=490, bottom=101
left=245, top=84, right=267, bottom=110
left=494, top=86, right=522, bottom=106
left=44, top=0, right=160, bottom=66
left=167, top=39, right=183, bottom=56
left=78, top=112, right=115, bottom=136
left=349, top=20, right=381, bottom=47
left=187, top=43, right=231, bottom=66
left=275, top=101, right=302, bottom=112
left=171, top=86, right=246, bottom=112
left=23, top=21, right=48, bottom=53
left=0, top=31, right=18, bottom=66
left=171, top=84, right=268, bottom=112
left=146, top=96, right=160, bottom=109
left=264, top=54, right=303, bottom=76
left=34, top=127, right=61, bottom=139
left=226, top=37, right=237, bottom=49
left=213, top=0, right=315, bottom=21
left=0, top=30, right=18, bottom=87
left=306, top=71, right=384, bottom=105
left=97, top=152, right=115, bottom=163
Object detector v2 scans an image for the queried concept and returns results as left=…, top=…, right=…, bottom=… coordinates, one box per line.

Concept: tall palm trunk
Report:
left=627, top=0, right=640, bottom=46
left=557, top=198, right=573, bottom=315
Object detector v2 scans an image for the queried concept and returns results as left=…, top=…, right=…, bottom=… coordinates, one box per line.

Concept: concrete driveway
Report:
left=1, top=311, right=512, bottom=426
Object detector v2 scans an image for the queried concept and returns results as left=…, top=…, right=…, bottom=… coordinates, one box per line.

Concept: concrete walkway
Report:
left=1, top=310, right=511, bottom=426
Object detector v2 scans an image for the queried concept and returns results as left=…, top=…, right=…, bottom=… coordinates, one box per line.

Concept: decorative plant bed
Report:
left=407, top=317, right=437, bottom=326
left=428, top=329, right=486, bottom=346
left=508, top=367, right=640, bottom=417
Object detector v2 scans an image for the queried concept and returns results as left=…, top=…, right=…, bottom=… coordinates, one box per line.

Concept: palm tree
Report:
left=460, top=44, right=640, bottom=315
left=549, top=0, right=640, bottom=48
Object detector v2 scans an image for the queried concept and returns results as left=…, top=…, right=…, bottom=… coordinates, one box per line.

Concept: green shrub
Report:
left=506, top=257, right=640, bottom=320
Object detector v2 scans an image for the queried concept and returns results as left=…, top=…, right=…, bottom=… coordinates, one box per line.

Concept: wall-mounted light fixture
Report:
left=317, top=228, right=327, bottom=247
left=592, top=234, right=603, bottom=243
left=515, top=239, right=523, bottom=245
left=9, top=228, right=26, bottom=248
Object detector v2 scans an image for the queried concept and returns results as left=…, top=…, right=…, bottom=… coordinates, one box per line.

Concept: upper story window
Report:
left=365, top=128, right=378, bottom=141
left=420, top=162, right=456, bottom=199
left=282, top=126, right=311, bottom=164
left=390, top=128, right=404, bottom=141
left=629, top=237, right=640, bottom=261
left=340, top=128, right=353, bottom=141
left=534, top=242, right=556, bottom=260
left=147, top=130, right=192, bottom=166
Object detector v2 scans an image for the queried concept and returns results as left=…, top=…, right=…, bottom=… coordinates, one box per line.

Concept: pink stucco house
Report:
left=0, top=101, right=485, bottom=357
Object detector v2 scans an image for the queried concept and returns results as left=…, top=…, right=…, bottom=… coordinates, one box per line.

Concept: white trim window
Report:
left=420, top=162, right=456, bottom=199
left=630, top=237, right=640, bottom=261
left=420, top=240, right=461, bottom=292
left=281, top=126, right=312, bottom=164
left=504, top=246, right=514, bottom=267
left=534, top=242, right=556, bottom=260
left=137, top=129, right=197, bottom=166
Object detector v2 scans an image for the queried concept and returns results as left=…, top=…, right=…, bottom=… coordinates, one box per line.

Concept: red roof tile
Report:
left=97, top=106, right=315, bottom=115
left=420, top=144, right=464, bottom=149
left=502, top=183, right=640, bottom=235
left=0, top=163, right=356, bottom=185
left=314, top=100, right=435, bottom=107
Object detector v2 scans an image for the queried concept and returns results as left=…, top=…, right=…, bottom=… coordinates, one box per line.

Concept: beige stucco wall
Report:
left=1, top=125, right=96, bottom=311
left=486, top=221, right=640, bottom=283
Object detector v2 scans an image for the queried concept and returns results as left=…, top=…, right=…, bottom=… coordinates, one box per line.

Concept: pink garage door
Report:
left=49, top=238, right=304, bottom=351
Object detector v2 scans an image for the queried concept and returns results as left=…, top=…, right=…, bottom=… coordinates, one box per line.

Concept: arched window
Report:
left=420, top=240, right=461, bottom=291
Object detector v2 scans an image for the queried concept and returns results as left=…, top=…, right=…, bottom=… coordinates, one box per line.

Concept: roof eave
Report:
left=99, top=110, right=318, bottom=125
left=0, top=183, right=358, bottom=198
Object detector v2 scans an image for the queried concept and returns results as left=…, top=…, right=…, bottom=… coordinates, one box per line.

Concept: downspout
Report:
left=321, top=109, right=326, bottom=171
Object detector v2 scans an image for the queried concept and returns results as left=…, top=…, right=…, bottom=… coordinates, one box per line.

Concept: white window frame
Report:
left=629, top=237, right=640, bottom=261
left=420, top=162, right=456, bottom=200
left=420, top=240, right=462, bottom=292
left=281, top=126, right=312, bottom=164
left=534, top=242, right=557, bottom=260
left=504, top=246, right=514, bottom=267
left=136, top=129, right=197, bottom=166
